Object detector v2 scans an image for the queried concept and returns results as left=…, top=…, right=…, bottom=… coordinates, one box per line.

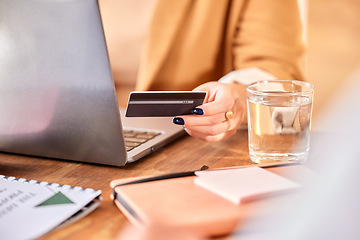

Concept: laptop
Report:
left=0, top=0, right=185, bottom=166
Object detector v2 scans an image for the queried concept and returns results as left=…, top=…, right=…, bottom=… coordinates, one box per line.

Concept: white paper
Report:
left=0, top=177, right=101, bottom=240
left=194, top=167, right=300, bottom=204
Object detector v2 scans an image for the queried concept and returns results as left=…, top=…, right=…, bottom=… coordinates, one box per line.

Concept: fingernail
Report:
left=192, top=108, right=204, bottom=115
left=173, top=117, right=185, bottom=125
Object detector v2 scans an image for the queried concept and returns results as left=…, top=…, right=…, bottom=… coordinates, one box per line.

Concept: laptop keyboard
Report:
left=123, top=129, right=161, bottom=151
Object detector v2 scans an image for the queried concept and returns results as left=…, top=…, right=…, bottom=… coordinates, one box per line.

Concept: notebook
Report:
left=110, top=163, right=309, bottom=237
left=0, top=0, right=184, bottom=166
left=0, top=175, right=102, bottom=239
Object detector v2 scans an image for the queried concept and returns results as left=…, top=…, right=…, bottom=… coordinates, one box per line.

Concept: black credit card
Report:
left=125, top=91, right=206, bottom=117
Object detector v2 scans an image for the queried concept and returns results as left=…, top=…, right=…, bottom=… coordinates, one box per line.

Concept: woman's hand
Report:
left=173, top=81, right=247, bottom=141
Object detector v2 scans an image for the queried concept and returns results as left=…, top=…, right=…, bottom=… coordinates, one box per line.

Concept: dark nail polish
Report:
left=173, top=117, right=185, bottom=125
left=192, top=108, right=204, bottom=115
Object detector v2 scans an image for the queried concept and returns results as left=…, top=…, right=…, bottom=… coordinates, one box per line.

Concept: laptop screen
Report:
left=0, top=0, right=128, bottom=165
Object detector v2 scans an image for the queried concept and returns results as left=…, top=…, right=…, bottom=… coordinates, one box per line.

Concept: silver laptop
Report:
left=0, top=0, right=184, bottom=166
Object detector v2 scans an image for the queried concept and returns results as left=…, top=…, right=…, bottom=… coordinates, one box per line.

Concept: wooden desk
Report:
left=0, top=129, right=253, bottom=239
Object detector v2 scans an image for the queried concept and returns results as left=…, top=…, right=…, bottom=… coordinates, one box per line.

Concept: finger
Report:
left=184, top=127, right=226, bottom=142
left=199, top=97, right=233, bottom=116
left=185, top=128, right=237, bottom=142
left=181, top=112, right=226, bottom=126
left=184, top=121, right=230, bottom=137
left=192, top=82, right=214, bottom=103
left=182, top=108, right=243, bottom=130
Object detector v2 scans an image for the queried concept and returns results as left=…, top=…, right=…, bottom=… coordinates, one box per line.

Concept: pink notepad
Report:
left=194, top=167, right=300, bottom=204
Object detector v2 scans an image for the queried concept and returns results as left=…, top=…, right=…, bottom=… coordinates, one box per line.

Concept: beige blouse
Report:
left=99, top=0, right=156, bottom=89
left=100, top=0, right=304, bottom=93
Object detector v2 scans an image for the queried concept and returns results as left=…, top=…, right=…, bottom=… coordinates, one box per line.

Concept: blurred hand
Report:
left=173, top=81, right=247, bottom=141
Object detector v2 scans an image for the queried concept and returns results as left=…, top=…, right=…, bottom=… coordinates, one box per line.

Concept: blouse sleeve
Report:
left=231, top=0, right=305, bottom=81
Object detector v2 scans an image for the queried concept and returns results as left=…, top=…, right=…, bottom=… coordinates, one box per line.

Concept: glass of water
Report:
left=246, top=80, right=314, bottom=164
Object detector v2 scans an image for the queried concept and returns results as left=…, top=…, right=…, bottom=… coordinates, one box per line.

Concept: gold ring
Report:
left=225, top=110, right=233, bottom=120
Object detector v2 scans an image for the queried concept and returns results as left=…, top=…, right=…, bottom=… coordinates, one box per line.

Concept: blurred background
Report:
left=307, top=0, right=360, bottom=121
